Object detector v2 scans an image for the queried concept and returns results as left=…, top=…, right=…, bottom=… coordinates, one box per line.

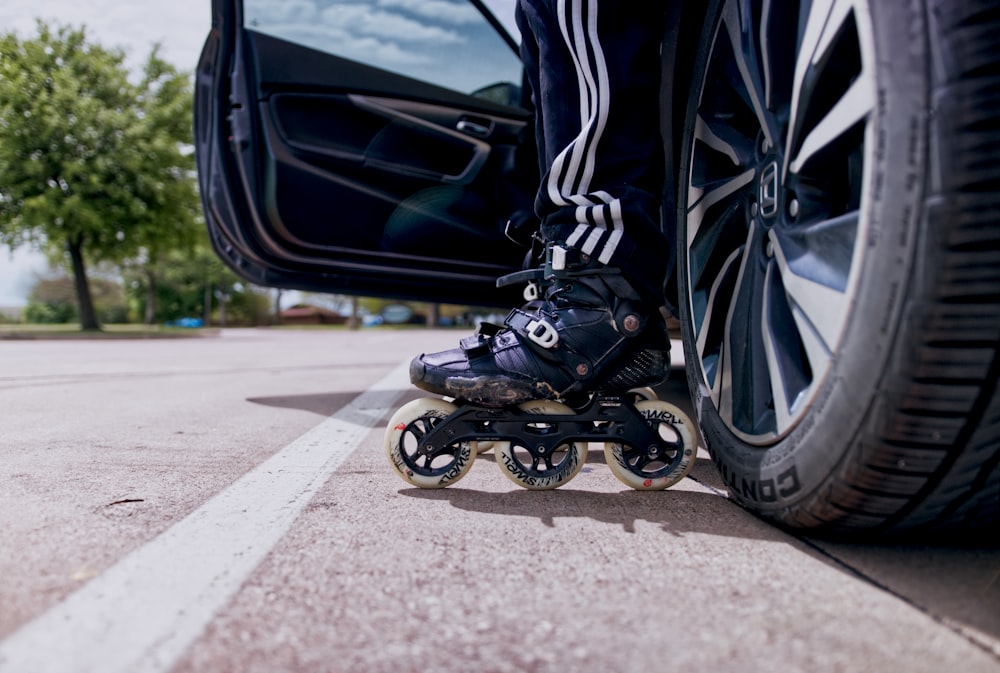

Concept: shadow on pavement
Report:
left=247, top=391, right=363, bottom=417
left=400, top=483, right=781, bottom=538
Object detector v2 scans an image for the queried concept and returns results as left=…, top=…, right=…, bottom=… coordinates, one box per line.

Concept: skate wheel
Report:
left=626, top=386, right=659, bottom=403
left=385, top=398, right=477, bottom=489
left=603, top=400, right=697, bottom=490
left=496, top=400, right=585, bottom=490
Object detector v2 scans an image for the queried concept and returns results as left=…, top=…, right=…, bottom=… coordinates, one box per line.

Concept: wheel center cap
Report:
left=758, top=161, right=780, bottom=219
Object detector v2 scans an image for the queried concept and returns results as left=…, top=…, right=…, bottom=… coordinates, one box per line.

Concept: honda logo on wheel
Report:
left=759, top=161, right=779, bottom=219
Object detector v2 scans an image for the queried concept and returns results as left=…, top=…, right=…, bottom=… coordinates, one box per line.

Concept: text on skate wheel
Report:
left=603, top=400, right=697, bottom=490
left=496, top=400, right=586, bottom=490
left=673, top=0, right=1000, bottom=534
left=385, top=398, right=477, bottom=489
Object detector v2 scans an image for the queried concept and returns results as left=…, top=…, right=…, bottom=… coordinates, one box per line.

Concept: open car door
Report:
left=195, top=0, right=535, bottom=306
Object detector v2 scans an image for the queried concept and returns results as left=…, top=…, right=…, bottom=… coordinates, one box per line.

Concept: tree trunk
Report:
left=68, top=237, right=100, bottom=331
left=347, top=295, right=359, bottom=330
left=203, top=283, right=212, bottom=326
left=218, top=293, right=228, bottom=327
left=144, top=269, right=156, bottom=325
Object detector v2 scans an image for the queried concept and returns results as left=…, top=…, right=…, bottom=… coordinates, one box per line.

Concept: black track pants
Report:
left=515, top=0, right=673, bottom=304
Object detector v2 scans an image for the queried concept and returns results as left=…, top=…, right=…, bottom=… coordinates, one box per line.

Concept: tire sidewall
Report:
left=677, top=0, right=928, bottom=515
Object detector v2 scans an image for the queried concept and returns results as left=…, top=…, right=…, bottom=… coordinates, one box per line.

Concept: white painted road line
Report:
left=0, top=361, right=411, bottom=673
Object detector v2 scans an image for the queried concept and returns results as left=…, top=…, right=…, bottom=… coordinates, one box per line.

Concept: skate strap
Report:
left=458, top=334, right=503, bottom=374
left=506, top=309, right=559, bottom=350
left=475, top=321, right=505, bottom=338
left=496, top=268, right=543, bottom=288
left=496, top=257, right=626, bottom=290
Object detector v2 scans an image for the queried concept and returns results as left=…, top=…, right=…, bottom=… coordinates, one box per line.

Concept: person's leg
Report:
left=519, top=0, right=671, bottom=304
left=410, top=0, right=671, bottom=407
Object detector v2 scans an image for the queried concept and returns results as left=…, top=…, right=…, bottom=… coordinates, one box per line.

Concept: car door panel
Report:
left=270, top=94, right=491, bottom=185
left=196, top=1, right=535, bottom=305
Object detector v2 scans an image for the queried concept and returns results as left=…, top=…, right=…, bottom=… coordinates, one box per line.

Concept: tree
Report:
left=25, top=272, right=128, bottom=324
left=123, top=47, right=203, bottom=323
left=0, top=21, right=200, bottom=330
left=124, top=234, right=273, bottom=326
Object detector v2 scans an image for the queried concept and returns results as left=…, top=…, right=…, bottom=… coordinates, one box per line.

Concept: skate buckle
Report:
left=525, top=318, right=559, bottom=348
left=523, top=281, right=540, bottom=302
left=551, top=245, right=567, bottom=271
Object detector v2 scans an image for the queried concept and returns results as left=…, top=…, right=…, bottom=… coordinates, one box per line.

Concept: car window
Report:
left=244, top=0, right=524, bottom=105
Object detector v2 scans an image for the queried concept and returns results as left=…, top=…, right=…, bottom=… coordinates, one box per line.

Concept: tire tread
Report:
left=782, top=0, right=1000, bottom=535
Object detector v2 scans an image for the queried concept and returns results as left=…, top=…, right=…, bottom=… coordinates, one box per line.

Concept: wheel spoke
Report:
left=722, top=0, right=776, bottom=146
left=768, top=227, right=848, bottom=352
left=789, top=74, right=873, bottom=174
left=760, top=258, right=832, bottom=436
left=760, top=0, right=774, bottom=108
left=775, top=210, right=859, bottom=292
left=760, top=262, right=794, bottom=436
left=719, top=221, right=771, bottom=433
left=411, top=419, right=430, bottom=442
left=697, top=247, right=742, bottom=394
left=694, top=114, right=742, bottom=168
left=534, top=452, right=555, bottom=473
left=626, top=448, right=651, bottom=471
left=687, top=169, right=756, bottom=247
left=785, top=0, right=869, bottom=176
left=788, top=294, right=836, bottom=395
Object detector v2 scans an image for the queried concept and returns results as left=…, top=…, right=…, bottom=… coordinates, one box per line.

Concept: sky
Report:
left=0, top=0, right=519, bottom=307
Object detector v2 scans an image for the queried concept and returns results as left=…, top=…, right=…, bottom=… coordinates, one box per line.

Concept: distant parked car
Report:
left=165, top=317, right=204, bottom=328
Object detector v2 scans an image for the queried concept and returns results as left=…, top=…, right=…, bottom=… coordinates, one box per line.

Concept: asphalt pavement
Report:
left=0, top=328, right=997, bottom=673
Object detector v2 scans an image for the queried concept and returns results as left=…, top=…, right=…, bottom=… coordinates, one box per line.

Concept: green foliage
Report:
left=124, top=234, right=275, bottom=326
left=25, top=273, right=128, bottom=324
left=24, top=298, right=76, bottom=324
left=0, top=21, right=201, bottom=329
left=222, top=284, right=274, bottom=326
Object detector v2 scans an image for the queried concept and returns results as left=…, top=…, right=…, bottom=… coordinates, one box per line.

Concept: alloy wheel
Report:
left=683, top=0, right=877, bottom=444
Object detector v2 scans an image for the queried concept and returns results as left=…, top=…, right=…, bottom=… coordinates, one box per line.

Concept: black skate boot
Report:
left=410, top=244, right=670, bottom=407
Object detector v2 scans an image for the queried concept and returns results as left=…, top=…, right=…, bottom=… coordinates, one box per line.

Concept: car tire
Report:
left=675, top=0, right=1000, bottom=536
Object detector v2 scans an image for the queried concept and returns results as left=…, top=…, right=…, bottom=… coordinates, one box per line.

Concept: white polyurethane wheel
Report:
left=604, top=400, right=697, bottom=490
left=496, top=400, right=586, bottom=490
left=385, top=397, right=477, bottom=489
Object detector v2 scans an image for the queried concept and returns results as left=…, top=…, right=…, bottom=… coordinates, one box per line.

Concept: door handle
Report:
left=457, top=119, right=491, bottom=138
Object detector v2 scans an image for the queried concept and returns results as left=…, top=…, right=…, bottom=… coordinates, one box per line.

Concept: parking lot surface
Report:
left=0, top=329, right=997, bottom=672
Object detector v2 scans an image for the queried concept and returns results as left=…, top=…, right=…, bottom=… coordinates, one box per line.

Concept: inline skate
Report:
left=384, top=244, right=698, bottom=491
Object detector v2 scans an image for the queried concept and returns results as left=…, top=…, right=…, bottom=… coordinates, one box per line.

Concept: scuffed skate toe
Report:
left=409, top=348, right=547, bottom=407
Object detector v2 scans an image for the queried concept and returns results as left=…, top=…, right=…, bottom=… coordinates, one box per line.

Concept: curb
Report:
left=0, top=329, right=222, bottom=341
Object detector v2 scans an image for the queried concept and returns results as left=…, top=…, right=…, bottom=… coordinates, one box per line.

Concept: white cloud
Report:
left=321, top=4, right=465, bottom=44
left=246, top=0, right=521, bottom=85
left=375, top=0, right=482, bottom=25
left=0, top=0, right=210, bottom=73
left=245, top=0, right=322, bottom=27
left=260, top=22, right=433, bottom=66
